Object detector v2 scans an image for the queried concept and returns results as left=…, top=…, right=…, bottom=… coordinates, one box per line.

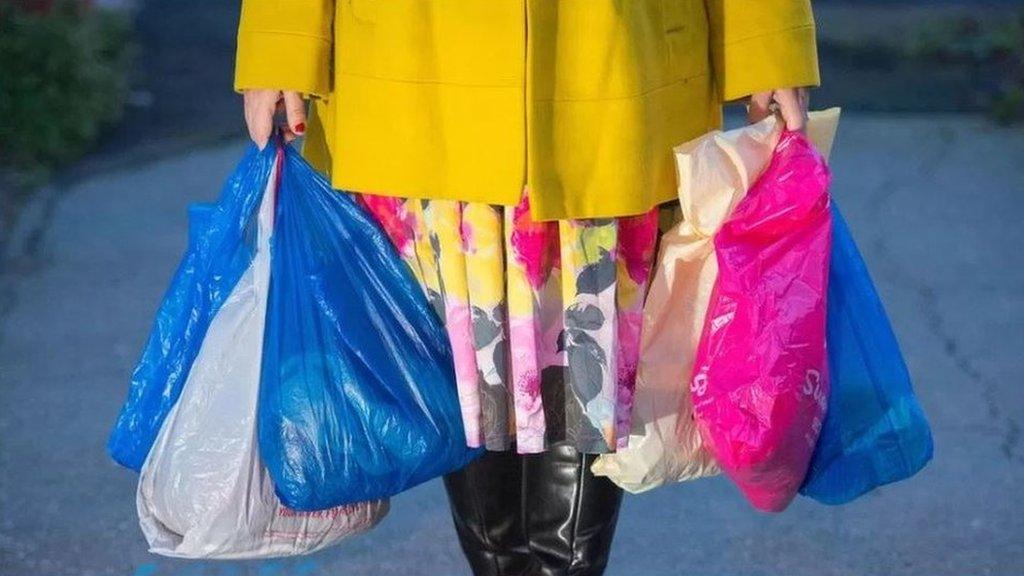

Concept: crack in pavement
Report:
left=858, top=123, right=1021, bottom=463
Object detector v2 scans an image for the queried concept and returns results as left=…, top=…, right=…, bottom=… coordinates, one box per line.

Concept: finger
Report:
left=244, top=90, right=275, bottom=149
left=243, top=92, right=256, bottom=144
left=747, top=91, right=774, bottom=124
left=272, top=98, right=286, bottom=139
left=774, top=89, right=806, bottom=132
left=254, top=101, right=276, bottom=149
left=282, top=91, right=307, bottom=137
left=252, top=105, right=273, bottom=149
left=277, top=120, right=298, bottom=143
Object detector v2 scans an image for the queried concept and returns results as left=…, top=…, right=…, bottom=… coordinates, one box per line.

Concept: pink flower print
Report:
left=614, top=308, right=645, bottom=447
left=515, top=370, right=543, bottom=415
left=508, top=316, right=547, bottom=453
left=445, top=301, right=484, bottom=448
left=514, top=369, right=546, bottom=453
left=617, top=209, right=659, bottom=285
left=459, top=205, right=476, bottom=254
left=510, top=193, right=559, bottom=289
left=357, top=194, right=416, bottom=256
left=615, top=364, right=638, bottom=449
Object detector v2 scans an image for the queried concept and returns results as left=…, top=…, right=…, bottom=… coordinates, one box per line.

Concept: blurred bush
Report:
left=908, top=12, right=1024, bottom=124
left=0, top=0, right=133, bottom=188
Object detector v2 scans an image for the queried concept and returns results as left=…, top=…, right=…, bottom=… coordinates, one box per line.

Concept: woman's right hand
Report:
left=243, top=89, right=307, bottom=149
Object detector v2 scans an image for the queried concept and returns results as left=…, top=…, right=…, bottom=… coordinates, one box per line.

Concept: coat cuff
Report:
left=713, top=24, right=820, bottom=102
left=234, top=31, right=332, bottom=99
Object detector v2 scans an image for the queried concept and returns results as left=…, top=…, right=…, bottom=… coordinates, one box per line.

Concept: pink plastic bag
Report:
left=690, top=131, right=832, bottom=512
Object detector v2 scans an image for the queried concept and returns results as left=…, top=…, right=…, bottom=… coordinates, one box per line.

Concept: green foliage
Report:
left=908, top=13, right=1024, bottom=124
left=0, top=1, right=133, bottom=186
left=991, top=85, right=1024, bottom=126
left=908, top=14, right=1023, bottom=63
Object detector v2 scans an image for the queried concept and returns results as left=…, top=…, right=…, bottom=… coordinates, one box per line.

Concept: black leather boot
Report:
left=522, top=443, right=624, bottom=576
left=443, top=449, right=538, bottom=576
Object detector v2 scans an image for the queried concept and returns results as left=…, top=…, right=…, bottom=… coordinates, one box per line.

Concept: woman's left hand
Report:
left=748, top=87, right=810, bottom=132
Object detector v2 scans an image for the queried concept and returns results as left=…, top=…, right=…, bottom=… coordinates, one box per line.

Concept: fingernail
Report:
left=295, top=122, right=306, bottom=134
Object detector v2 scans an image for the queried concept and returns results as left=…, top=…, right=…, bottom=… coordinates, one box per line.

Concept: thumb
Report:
left=282, top=91, right=307, bottom=137
left=774, top=88, right=806, bottom=132
left=747, top=91, right=774, bottom=125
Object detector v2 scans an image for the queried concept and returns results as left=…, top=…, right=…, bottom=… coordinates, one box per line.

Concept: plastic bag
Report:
left=258, top=144, right=482, bottom=510
left=111, top=137, right=478, bottom=512
left=593, top=111, right=841, bottom=493
left=691, top=130, right=833, bottom=513
left=799, top=203, right=934, bottom=504
left=108, top=145, right=274, bottom=471
left=591, top=118, right=784, bottom=491
left=137, top=155, right=387, bottom=559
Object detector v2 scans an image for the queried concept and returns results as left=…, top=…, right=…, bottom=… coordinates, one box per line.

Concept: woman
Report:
left=235, top=2, right=818, bottom=574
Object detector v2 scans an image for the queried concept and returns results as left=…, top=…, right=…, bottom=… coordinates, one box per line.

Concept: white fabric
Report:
left=593, top=110, right=841, bottom=493
left=136, top=162, right=388, bottom=559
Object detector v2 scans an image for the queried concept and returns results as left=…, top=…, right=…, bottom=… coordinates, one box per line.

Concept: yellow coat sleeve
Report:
left=705, top=0, right=820, bottom=102
left=234, top=0, right=334, bottom=98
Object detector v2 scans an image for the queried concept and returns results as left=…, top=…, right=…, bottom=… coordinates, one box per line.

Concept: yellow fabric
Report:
left=235, top=0, right=334, bottom=98
left=235, top=0, right=819, bottom=221
left=706, top=1, right=821, bottom=101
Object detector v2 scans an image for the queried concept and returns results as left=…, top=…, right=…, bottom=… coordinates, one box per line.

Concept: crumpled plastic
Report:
left=591, top=118, right=784, bottom=491
left=258, top=142, right=482, bottom=511
left=592, top=111, right=841, bottom=494
left=691, top=129, right=833, bottom=513
left=137, top=153, right=386, bottom=558
left=108, top=144, right=274, bottom=472
left=799, top=202, right=934, bottom=504
left=111, top=136, right=480, bottom=555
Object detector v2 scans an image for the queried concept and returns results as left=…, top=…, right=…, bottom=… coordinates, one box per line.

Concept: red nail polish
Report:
left=295, top=122, right=306, bottom=134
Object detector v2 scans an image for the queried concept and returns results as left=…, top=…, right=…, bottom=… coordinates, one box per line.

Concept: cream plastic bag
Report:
left=136, top=162, right=389, bottom=559
left=593, top=109, right=841, bottom=493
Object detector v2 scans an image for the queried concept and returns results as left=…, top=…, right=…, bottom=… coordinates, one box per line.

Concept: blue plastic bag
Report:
left=108, top=144, right=276, bottom=470
left=800, top=203, right=934, bottom=504
left=258, top=144, right=481, bottom=510
left=110, top=140, right=478, bottom=511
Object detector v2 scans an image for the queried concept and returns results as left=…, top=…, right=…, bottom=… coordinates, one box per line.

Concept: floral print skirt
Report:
left=358, top=192, right=672, bottom=454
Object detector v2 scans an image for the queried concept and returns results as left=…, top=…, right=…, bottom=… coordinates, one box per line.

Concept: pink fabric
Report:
left=691, top=131, right=832, bottom=512
left=617, top=210, right=659, bottom=285
left=356, top=194, right=416, bottom=257
left=613, top=209, right=659, bottom=447
left=507, top=318, right=547, bottom=453
left=510, top=196, right=560, bottom=289
left=442, top=301, right=484, bottom=448
left=358, top=189, right=661, bottom=454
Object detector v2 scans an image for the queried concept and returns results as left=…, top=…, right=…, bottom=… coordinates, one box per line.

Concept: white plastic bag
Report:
left=593, top=110, right=840, bottom=493
left=136, top=162, right=388, bottom=559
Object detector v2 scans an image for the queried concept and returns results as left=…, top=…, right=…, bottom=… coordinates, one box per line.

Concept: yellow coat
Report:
left=235, top=1, right=819, bottom=221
